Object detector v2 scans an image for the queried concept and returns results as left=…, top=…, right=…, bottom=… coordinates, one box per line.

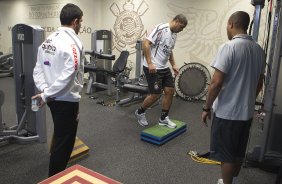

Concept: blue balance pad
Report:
left=140, top=120, right=187, bottom=145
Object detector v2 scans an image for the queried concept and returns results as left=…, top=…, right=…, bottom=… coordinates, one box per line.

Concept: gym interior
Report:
left=0, top=0, right=280, bottom=183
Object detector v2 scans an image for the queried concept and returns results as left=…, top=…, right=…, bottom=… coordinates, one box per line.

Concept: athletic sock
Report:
left=232, top=177, right=237, bottom=184
left=137, top=107, right=146, bottom=114
left=160, top=109, right=169, bottom=120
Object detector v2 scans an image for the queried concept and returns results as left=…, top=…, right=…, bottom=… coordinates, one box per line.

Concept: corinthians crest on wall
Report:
left=110, top=0, right=148, bottom=53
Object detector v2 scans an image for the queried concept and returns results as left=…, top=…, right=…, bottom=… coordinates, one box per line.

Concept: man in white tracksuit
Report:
left=32, top=3, right=84, bottom=177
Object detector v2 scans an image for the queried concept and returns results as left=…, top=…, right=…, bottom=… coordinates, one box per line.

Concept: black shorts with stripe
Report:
left=143, top=66, right=174, bottom=94
left=210, top=114, right=252, bottom=163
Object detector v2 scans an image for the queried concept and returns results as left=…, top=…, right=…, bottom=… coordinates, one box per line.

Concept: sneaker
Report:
left=217, top=179, right=224, bottom=184
left=135, top=110, right=148, bottom=126
left=158, top=116, right=176, bottom=128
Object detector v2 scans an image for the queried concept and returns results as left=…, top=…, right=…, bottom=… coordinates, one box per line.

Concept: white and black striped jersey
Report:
left=143, top=23, right=177, bottom=69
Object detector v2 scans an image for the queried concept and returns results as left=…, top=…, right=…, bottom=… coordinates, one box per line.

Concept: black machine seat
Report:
left=84, top=50, right=129, bottom=77
left=0, top=90, right=4, bottom=124
left=84, top=50, right=130, bottom=95
left=121, top=83, right=148, bottom=94
left=85, top=50, right=116, bottom=60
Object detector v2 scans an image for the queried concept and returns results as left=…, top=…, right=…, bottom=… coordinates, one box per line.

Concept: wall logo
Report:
left=110, top=0, right=148, bottom=53
left=167, top=0, right=263, bottom=65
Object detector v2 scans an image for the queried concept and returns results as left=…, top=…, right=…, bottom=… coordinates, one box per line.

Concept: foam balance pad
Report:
left=38, top=164, right=121, bottom=184
left=141, top=120, right=187, bottom=145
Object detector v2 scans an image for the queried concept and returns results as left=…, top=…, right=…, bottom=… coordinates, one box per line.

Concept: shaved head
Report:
left=228, top=11, right=250, bottom=31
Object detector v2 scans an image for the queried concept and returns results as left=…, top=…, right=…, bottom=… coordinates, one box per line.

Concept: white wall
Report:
left=0, top=0, right=267, bottom=76
left=0, top=0, right=102, bottom=53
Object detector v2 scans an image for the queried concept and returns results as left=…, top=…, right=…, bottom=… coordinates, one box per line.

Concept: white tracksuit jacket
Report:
left=33, top=27, right=84, bottom=102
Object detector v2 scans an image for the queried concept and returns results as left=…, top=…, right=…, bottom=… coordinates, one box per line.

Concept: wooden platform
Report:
left=38, top=164, right=121, bottom=184
left=69, top=137, right=90, bottom=162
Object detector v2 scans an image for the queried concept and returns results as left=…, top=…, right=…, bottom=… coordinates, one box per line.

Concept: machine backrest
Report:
left=113, top=50, right=129, bottom=74
left=0, top=90, right=4, bottom=125
left=0, top=90, right=4, bottom=107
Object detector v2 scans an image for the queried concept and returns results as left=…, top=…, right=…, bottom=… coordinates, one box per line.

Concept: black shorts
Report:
left=210, top=114, right=252, bottom=163
left=143, top=66, right=174, bottom=94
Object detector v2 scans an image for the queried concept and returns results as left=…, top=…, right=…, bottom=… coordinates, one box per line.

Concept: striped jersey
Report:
left=142, top=23, right=177, bottom=69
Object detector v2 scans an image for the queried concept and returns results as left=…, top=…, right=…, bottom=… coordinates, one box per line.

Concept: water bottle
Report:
left=31, top=99, right=39, bottom=112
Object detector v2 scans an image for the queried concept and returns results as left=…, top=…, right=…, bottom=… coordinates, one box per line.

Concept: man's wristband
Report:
left=202, top=105, right=211, bottom=112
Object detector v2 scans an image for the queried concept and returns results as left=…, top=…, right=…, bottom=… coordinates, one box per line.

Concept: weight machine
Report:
left=0, top=53, right=13, bottom=78
left=116, top=40, right=148, bottom=105
left=85, top=39, right=148, bottom=105
left=84, top=49, right=131, bottom=95
left=245, top=1, right=282, bottom=182
left=256, top=0, right=282, bottom=162
left=0, top=24, right=46, bottom=143
left=86, top=30, right=115, bottom=96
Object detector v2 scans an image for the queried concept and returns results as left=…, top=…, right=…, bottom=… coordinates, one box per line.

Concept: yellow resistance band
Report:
left=188, top=151, right=221, bottom=165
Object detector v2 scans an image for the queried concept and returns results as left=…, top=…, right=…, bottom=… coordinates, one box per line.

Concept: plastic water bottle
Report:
left=31, top=99, right=39, bottom=112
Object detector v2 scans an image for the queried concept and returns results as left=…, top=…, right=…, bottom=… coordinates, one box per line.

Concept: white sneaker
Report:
left=217, top=179, right=224, bottom=184
left=135, top=110, right=148, bottom=126
left=158, top=116, right=176, bottom=128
